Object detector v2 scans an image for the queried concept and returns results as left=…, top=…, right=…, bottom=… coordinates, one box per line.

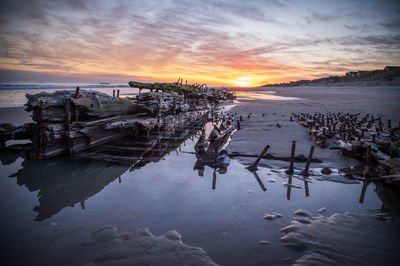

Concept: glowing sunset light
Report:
left=0, top=0, right=399, bottom=86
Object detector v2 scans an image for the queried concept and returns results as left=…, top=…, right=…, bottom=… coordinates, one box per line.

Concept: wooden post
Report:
left=388, top=119, right=391, bottom=129
left=302, top=145, right=315, bottom=176
left=240, top=115, right=243, bottom=121
left=65, top=98, right=73, bottom=155
left=113, top=90, right=115, bottom=97
left=236, top=120, right=241, bottom=130
left=117, top=90, right=120, bottom=98
left=286, top=141, right=296, bottom=174
left=247, top=145, right=270, bottom=171
left=75, top=86, right=80, bottom=98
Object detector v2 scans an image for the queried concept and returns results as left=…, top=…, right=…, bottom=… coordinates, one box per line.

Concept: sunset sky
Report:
left=0, top=0, right=399, bottom=87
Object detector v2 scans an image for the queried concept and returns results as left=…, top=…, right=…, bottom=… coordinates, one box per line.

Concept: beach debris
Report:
left=321, top=167, right=332, bottom=175
left=267, top=178, right=276, bottom=182
left=293, top=111, right=399, bottom=163
left=258, top=240, right=272, bottom=245
left=0, top=82, right=235, bottom=162
left=318, top=207, right=327, bottom=213
left=294, top=209, right=312, bottom=217
left=229, top=151, right=321, bottom=163
left=248, top=190, right=253, bottom=193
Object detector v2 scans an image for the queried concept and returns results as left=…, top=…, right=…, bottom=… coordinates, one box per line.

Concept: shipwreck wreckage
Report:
left=0, top=80, right=235, bottom=164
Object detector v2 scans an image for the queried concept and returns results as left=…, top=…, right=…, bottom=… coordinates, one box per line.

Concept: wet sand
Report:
left=226, top=85, right=400, bottom=265
left=0, top=107, right=33, bottom=125
left=228, top=85, right=400, bottom=169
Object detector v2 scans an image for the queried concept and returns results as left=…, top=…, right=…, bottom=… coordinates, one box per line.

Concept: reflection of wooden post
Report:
left=304, top=179, right=309, bottom=197
left=212, top=168, right=217, bottom=190
left=286, top=175, right=292, bottom=200
left=359, top=180, right=370, bottom=203
left=302, top=145, right=315, bottom=175
left=247, top=145, right=270, bottom=171
left=252, top=171, right=266, bottom=191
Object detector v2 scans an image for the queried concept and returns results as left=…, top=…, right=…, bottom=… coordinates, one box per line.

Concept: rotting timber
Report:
left=0, top=81, right=235, bottom=163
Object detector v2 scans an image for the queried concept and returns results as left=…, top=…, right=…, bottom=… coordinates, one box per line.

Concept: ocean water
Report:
left=0, top=82, right=139, bottom=108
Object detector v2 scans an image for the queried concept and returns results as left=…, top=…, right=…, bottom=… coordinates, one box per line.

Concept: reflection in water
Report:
left=359, top=180, right=371, bottom=203
left=9, top=159, right=127, bottom=221
left=304, top=178, right=310, bottom=197
left=193, top=122, right=234, bottom=190
left=251, top=171, right=267, bottom=191
left=234, top=90, right=302, bottom=101
left=5, top=117, right=210, bottom=221
left=287, top=175, right=292, bottom=200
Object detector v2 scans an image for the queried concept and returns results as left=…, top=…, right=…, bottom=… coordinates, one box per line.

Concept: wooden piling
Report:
left=247, top=145, right=270, bottom=171
left=286, top=141, right=296, bottom=174
left=117, top=90, right=120, bottom=98
left=302, top=145, right=315, bottom=176
left=388, top=119, right=391, bottom=129
left=236, top=120, right=241, bottom=130
left=75, top=86, right=80, bottom=98
left=240, top=115, right=243, bottom=121
left=65, top=98, right=73, bottom=155
left=113, top=90, right=115, bottom=97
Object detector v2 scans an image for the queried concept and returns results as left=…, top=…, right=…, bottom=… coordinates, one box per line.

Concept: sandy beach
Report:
left=228, top=86, right=400, bottom=168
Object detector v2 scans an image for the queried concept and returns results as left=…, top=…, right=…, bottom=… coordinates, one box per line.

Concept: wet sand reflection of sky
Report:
left=234, top=90, right=303, bottom=101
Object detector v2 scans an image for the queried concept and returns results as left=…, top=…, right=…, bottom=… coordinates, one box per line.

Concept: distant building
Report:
left=384, top=66, right=400, bottom=71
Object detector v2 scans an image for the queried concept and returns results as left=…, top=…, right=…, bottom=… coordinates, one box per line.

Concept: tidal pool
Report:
left=0, top=120, right=384, bottom=266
